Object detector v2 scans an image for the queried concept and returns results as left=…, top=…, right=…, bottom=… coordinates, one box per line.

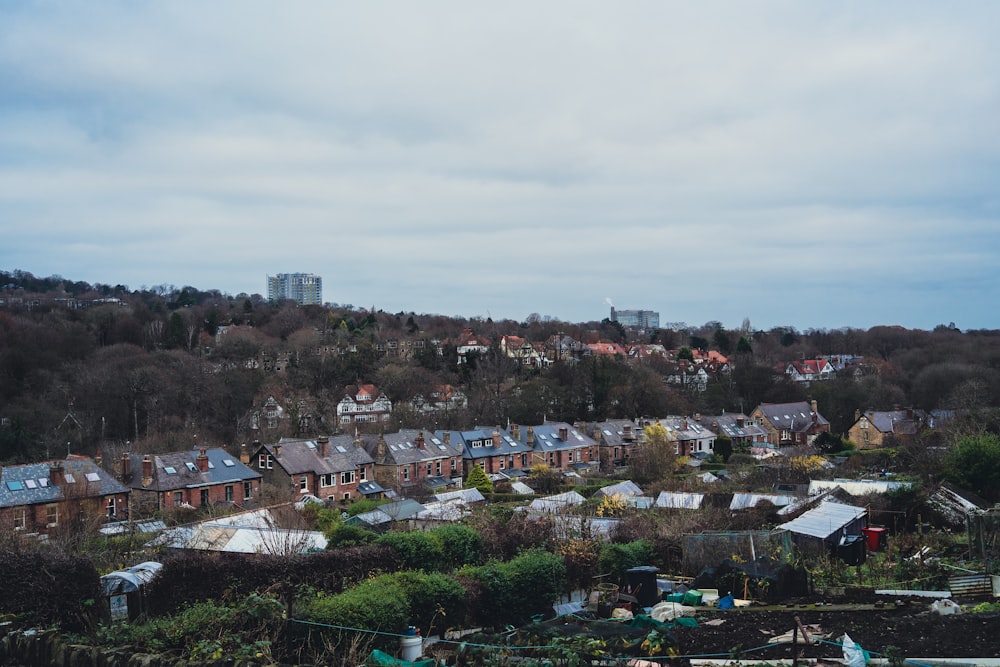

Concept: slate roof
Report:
left=0, top=456, right=128, bottom=509
left=756, top=402, right=830, bottom=432
left=448, top=426, right=533, bottom=461
left=856, top=410, right=924, bottom=436
left=700, top=414, right=769, bottom=441
left=266, top=436, right=372, bottom=476
left=591, top=419, right=643, bottom=447
left=373, top=430, right=463, bottom=465
left=531, top=422, right=597, bottom=453
left=126, top=448, right=260, bottom=492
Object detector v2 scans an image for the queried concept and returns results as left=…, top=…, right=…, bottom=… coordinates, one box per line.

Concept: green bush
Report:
left=388, top=571, right=467, bottom=634
left=598, top=540, right=655, bottom=587
left=328, top=523, right=378, bottom=548
left=459, top=548, right=565, bottom=628
left=97, top=594, right=283, bottom=661
left=300, top=579, right=410, bottom=650
left=430, top=524, right=483, bottom=570
left=377, top=530, right=445, bottom=572
left=0, top=549, right=101, bottom=630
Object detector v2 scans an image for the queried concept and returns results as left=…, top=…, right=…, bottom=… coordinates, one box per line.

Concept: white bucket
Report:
left=400, top=634, right=423, bottom=662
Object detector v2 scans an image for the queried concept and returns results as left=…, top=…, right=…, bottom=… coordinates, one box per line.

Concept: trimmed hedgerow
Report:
left=145, top=544, right=399, bottom=615
left=0, top=549, right=101, bottom=631
left=458, top=548, right=566, bottom=629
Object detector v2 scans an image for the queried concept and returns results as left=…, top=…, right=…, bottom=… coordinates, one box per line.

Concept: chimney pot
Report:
left=196, top=447, right=209, bottom=472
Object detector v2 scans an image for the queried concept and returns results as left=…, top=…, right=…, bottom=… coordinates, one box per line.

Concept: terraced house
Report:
left=0, top=455, right=129, bottom=535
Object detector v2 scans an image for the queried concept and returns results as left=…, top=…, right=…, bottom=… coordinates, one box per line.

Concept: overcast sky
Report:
left=2, top=2, right=999, bottom=331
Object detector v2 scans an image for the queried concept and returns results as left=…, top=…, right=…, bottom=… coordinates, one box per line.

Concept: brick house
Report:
left=248, top=435, right=377, bottom=502
left=450, top=425, right=535, bottom=478
left=124, top=447, right=261, bottom=514
left=0, top=455, right=129, bottom=536
left=367, top=430, right=465, bottom=495
left=697, top=413, right=770, bottom=449
left=751, top=400, right=831, bottom=447
left=589, top=419, right=644, bottom=470
left=528, top=422, right=600, bottom=473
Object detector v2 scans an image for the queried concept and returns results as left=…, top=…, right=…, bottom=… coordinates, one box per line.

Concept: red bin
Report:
left=862, top=526, right=887, bottom=552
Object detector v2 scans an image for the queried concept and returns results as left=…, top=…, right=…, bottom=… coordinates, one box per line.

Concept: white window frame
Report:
left=46, top=504, right=59, bottom=527
left=340, top=470, right=355, bottom=485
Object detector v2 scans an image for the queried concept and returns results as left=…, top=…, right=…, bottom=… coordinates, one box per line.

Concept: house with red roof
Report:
left=337, top=383, right=392, bottom=426
left=784, top=359, right=836, bottom=384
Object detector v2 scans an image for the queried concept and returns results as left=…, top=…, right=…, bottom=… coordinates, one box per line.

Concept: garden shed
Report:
left=777, top=500, right=867, bottom=553
left=100, top=561, right=163, bottom=622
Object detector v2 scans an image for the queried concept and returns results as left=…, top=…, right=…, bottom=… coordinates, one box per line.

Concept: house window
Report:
left=340, top=471, right=355, bottom=485
left=499, top=458, right=505, bottom=470
left=174, top=491, right=183, bottom=505
left=13, top=507, right=26, bottom=531
left=451, top=458, right=458, bottom=472
left=258, top=453, right=273, bottom=470
left=299, top=476, right=309, bottom=492
left=320, top=473, right=335, bottom=488
left=200, top=488, right=209, bottom=506
left=436, top=461, right=442, bottom=475
left=343, top=492, right=351, bottom=501
left=225, top=485, right=234, bottom=502
left=426, top=463, right=432, bottom=476
left=45, top=504, right=59, bottom=527
left=521, top=454, right=527, bottom=467
left=403, top=467, right=410, bottom=481
left=106, top=497, right=116, bottom=518
left=243, top=481, right=252, bottom=500
left=478, top=460, right=485, bottom=470
left=359, top=467, right=367, bottom=481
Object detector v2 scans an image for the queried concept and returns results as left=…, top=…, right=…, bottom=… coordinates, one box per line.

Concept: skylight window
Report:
left=336, top=445, right=347, bottom=453
left=306, top=441, right=316, bottom=449
left=431, top=438, right=442, bottom=445
left=24, top=479, right=37, bottom=489
left=207, top=462, right=214, bottom=469
left=223, top=459, right=235, bottom=467
left=164, top=466, right=177, bottom=475
left=6, top=480, right=23, bottom=491
left=64, top=473, right=75, bottom=483
left=86, top=472, right=101, bottom=482
left=37, top=478, right=48, bottom=487
left=185, top=462, right=197, bottom=472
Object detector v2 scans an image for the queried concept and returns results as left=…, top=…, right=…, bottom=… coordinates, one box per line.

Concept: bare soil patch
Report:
left=671, top=599, right=1000, bottom=660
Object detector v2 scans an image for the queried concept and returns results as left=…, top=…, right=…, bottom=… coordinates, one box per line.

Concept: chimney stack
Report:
left=512, top=423, right=520, bottom=440
left=416, top=432, right=426, bottom=450
left=196, top=447, right=209, bottom=472
left=142, top=455, right=153, bottom=487
left=121, top=453, right=132, bottom=480
left=49, top=461, right=65, bottom=486
left=442, top=431, right=450, bottom=445
left=492, top=428, right=501, bottom=447
left=527, top=426, right=535, bottom=445
left=695, top=413, right=701, bottom=422
left=275, top=443, right=282, bottom=458
left=240, top=443, right=250, bottom=465
left=558, top=426, right=569, bottom=441
left=318, top=435, right=329, bottom=458
left=810, top=399, right=818, bottom=414
left=95, top=448, right=103, bottom=468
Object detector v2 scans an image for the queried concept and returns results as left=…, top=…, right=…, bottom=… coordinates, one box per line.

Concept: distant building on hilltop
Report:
left=610, top=306, right=659, bottom=329
left=267, top=273, right=322, bottom=305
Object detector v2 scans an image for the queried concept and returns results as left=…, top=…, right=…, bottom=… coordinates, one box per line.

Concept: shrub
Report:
left=389, top=571, right=467, bottom=635
left=430, top=524, right=483, bottom=570
left=459, top=548, right=565, bottom=628
left=377, top=530, right=444, bottom=572
left=328, top=523, right=378, bottom=548
left=299, top=578, right=410, bottom=651
left=0, top=548, right=101, bottom=631
left=597, top=540, right=655, bottom=587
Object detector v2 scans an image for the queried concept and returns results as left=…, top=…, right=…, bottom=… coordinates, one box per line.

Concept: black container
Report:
left=625, top=566, right=660, bottom=608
